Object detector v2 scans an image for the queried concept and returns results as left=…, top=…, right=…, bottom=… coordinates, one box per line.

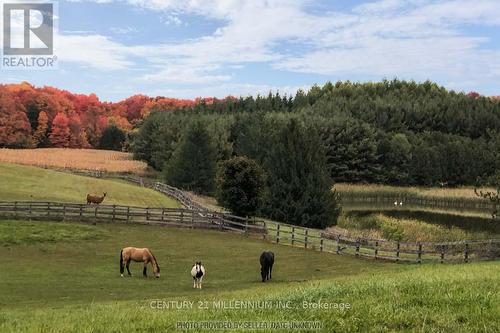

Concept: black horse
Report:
left=260, top=251, right=274, bottom=282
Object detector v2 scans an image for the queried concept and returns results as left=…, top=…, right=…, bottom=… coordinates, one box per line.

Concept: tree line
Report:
left=131, top=80, right=500, bottom=227
left=133, top=80, right=500, bottom=187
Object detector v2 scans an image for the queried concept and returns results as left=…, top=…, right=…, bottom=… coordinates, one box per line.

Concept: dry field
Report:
left=335, top=183, right=495, bottom=199
left=0, top=148, right=148, bottom=174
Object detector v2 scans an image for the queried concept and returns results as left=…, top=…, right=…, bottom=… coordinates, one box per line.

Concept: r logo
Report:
left=3, top=3, right=53, bottom=55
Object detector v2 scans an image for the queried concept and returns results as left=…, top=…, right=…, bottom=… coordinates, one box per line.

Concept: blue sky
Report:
left=1, top=0, right=500, bottom=101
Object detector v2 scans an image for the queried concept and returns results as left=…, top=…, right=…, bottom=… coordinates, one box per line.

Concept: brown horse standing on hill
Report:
left=87, top=192, right=106, bottom=205
left=120, top=247, right=160, bottom=278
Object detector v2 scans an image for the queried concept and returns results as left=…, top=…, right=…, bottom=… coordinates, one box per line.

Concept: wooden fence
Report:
left=0, top=201, right=264, bottom=235
left=4, top=168, right=498, bottom=264
left=41, top=167, right=498, bottom=216
left=0, top=200, right=498, bottom=263
left=259, top=220, right=500, bottom=263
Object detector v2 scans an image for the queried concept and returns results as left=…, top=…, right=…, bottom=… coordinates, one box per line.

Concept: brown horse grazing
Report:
left=120, top=247, right=160, bottom=278
left=87, top=192, right=106, bottom=205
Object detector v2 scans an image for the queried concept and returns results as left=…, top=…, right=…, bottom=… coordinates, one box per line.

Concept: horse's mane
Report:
left=150, top=250, right=160, bottom=272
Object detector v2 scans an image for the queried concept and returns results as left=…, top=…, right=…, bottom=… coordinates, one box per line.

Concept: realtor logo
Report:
left=2, top=1, right=57, bottom=69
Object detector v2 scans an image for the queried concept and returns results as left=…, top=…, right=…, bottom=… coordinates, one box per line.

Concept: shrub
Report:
left=216, top=156, right=266, bottom=217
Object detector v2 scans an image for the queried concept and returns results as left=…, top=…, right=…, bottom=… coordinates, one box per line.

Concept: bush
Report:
left=99, top=126, right=126, bottom=151
left=216, top=156, right=265, bottom=217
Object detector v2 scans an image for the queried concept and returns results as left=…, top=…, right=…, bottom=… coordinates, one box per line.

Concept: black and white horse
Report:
left=191, top=262, right=205, bottom=289
left=260, top=251, right=274, bottom=282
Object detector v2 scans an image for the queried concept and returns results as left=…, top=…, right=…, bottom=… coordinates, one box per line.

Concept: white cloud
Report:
left=58, top=34, right=134, bottom=70
left=54, top=0, right=500, bottom=90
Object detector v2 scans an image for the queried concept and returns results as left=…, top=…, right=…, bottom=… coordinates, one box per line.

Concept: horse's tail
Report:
left=119, top=249, right=124, bottom=274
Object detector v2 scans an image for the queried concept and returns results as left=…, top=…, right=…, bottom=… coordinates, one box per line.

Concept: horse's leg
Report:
left=126, top=260, right=132, bottom=276
left=120, top=254, right=125, bottom=277
left=143, top=262, right=148, bottom=277
left=269, top=264, right=273, bottom=280
left=199, top=276, right=203, bottom=289
left=193, top=278, right=196, bottom=288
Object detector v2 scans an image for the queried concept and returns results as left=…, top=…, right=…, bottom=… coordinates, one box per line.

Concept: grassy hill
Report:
left=0, top=162, right=179, bottom=208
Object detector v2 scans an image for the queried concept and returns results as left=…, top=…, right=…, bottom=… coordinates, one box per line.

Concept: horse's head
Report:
left=103, top=192, right=107, bottom=198
left=153, top=263, right=160, bottom=278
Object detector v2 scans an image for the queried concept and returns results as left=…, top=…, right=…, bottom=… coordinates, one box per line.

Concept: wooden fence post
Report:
left=417, top=243, right=422, bottom=264
left=375, top=241, right=379, bottom=259
left=14, top=201, right=18, bottom=219
left=396, top=242, right=400, bottom=262
left=29, top=202, right=32, bottom=221
left=276, top=224, right=280, bottom=244
left=336, top=235, right=341, bottom=254
left=79, top=205, right=83, bottom=221
left=63, top=204, right=66, bottom=221
left=440, top=244, right=445, bottom=264
left=304, top=229, right=308, bottom=249
left=355, top=239, right=360, bottom=257
left=320, top=238, right=324, bottom=252
left=245, top=216, right=249, bottom=236
left=112, top=205, right=116, bottom=222
left=47, top=202, right=50, bottom=218
left=262, top=221, right=267, bottom=240
left=464, top=243, right=469, bottom=263
left=126, top=206, right=130, bottom=223
left=146, top=207, right=150, bottom=222
left=161, top=208, right=165, bottom=223
left=291, top=227, right=295, bottom=246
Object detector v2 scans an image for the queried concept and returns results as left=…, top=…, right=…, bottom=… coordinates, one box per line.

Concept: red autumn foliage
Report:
left=0, top=85, right=31, bottom=147
left=467, top=91, right=481, bottom=99
left=0, top=82, right=228, bottom=149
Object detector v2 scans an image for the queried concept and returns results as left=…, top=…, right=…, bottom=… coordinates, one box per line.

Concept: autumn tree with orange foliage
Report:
left=32, top=111, right=49, bottom=147
left=0, top=85, right=31, bottom=147
left=49, top=113, right=71, bottom=147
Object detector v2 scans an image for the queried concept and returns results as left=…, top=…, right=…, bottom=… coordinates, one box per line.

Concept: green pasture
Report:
left=0, top=220, right=498, bottom=333
left=0, top=162, right=179, bottom=208
left=0, top=163, right=499, bottom=332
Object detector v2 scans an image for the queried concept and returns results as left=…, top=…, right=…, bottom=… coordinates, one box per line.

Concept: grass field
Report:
left=0, top=148, right=148, bottom=174
left=0, top=157, right=498, bottom=332
left=0, top=220, right=498, bottom=333
left=0, top=162, right=179, bottom=208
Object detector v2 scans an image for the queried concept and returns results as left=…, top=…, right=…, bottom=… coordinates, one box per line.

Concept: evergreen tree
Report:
left=318, top=117, right=382, bottom=183
left=216, top=156, right=265, bottom=216
left=164, top=120, right=217, bottom=194
left=262, top=119, right=341, bottom=228
left=378, top=133, right=412, bottom=184
left=99, top=125, right=126, bottom=151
